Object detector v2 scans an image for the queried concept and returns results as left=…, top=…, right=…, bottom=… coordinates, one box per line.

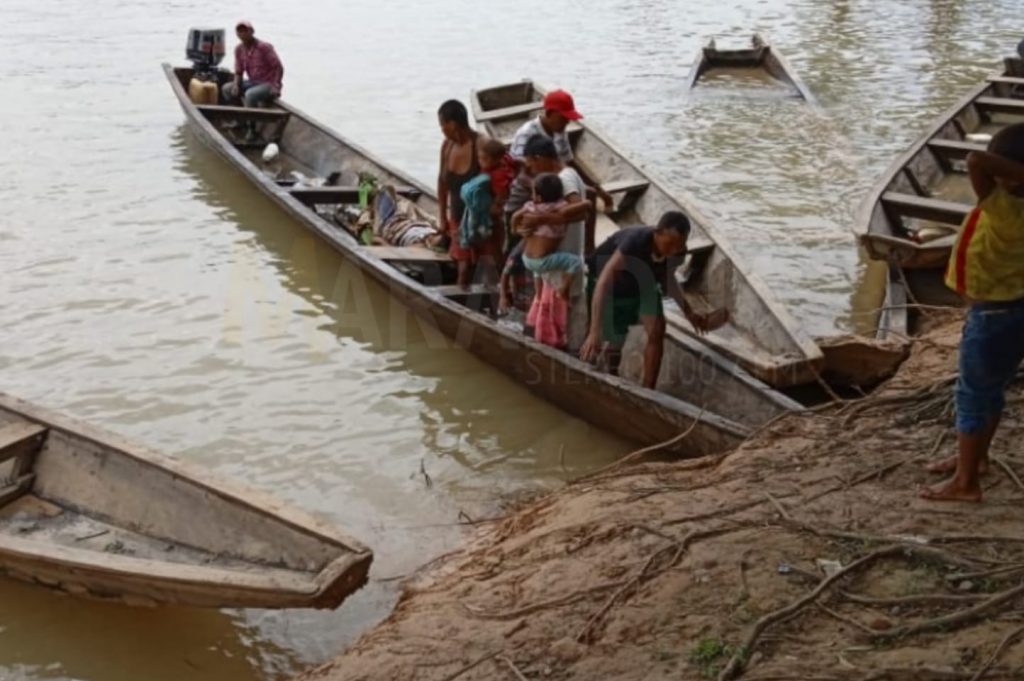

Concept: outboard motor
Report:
left=185, top=28, right=225, bottom=104
left=186, top=28, right=225, bottom=81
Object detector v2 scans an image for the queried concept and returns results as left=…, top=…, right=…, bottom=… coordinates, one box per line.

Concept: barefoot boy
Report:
left=922, top=123, right=1024, bottom=502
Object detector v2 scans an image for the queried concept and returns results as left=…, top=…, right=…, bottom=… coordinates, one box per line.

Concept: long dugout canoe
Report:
left=164, top=64, right=804, bottom=457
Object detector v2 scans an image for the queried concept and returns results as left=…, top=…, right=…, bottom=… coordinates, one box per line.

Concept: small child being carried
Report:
left=512, top=173, right=584, bottom=300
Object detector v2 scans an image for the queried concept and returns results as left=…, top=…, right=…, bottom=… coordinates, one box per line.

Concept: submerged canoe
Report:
left=470, top=79, right=823, bottom=388
left=857, top=53, right=1024, bottom=338
left=164, top=64, right=801, bottom=456
left=0, top=392, right=371, bottom=608
left=684, top=34, right=816, bottom=104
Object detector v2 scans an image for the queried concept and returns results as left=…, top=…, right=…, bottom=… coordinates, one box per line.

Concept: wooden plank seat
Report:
left=927, top=138, right=986, bottom=161
left=476, top=102, right=544, bottom=123
left=0, top=422, right=47, bottom=507
left=974, top=96, right=1024, bottom=116
left=197, top=104, right=291, bottom=122
left=986, top=75, right=1024, bottom=87
left=603, top=179, right=650, bottom=196
left=360, top=246, right=451, bottom=263
left=290, top=185, right=422, bottom=205
left=881, top=192, right=971, bottom=225
left=601, top=178, right=651, bottom=215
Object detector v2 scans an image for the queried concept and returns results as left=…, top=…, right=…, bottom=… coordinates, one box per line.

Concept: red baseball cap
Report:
left=543, top=89, right=583, bottom=120
left=236, top=20, right=254, bottom=31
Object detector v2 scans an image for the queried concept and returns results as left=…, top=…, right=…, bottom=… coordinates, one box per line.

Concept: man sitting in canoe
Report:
left=580, top=213, right=728, bottom=388
left=221, top=21, right=284, bottom=108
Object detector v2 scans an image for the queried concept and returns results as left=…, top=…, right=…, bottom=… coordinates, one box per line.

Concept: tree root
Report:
left=440, top=650, right=499, bottom=681
left=497, top=655, right=530, bottom=681
left=839, top=590, right=985, bottom=608
left=460, top=579, right=628, bottom=620
left=814, top=602, right=877, bottom=636
left=969, top=625, right=1024, bottom=681
left=873, top=581, right=1024, bottom=642
left=764, top=492, right=1024, bottom=556
left=946, top=564, right=1024, bottom=583
left=661, top=492, right=798, bottom=527
left=993, top=457, right=1024, bottom=496
left=573, top=409, right=706, bottom=484
left=717, top=545, right=909, bottom=680
left=576, top=525, right=741, bottom=644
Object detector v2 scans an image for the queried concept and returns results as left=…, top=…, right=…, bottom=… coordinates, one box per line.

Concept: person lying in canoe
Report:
left=580, top=212, right=728, bottom=388
left=508, top=89, right=616, bottom=223
left=221, top=21, right=283, bottom=108
left=351, top=185, right=445, bottom=250
left=922, top=123, right=1024, bottom=502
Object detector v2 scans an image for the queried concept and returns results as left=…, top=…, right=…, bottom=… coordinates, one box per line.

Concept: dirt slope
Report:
left=300, top=319, right=1024, bottom=681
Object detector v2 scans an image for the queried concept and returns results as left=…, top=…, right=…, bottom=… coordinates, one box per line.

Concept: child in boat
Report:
left=478, top=139, right=517, bottom=237
left=512, top=173, right=583, bottom=300
left=922, top=122, right=1024, bottom=503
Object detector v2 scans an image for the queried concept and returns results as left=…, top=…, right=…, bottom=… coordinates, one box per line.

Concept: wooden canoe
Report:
left=470, top=79, right=823, bottom=388
left=857, top=54, right=1024, bottom=338
left=0, top=392, right=371, bottom=608
left=857, top=54, right=1024, bottom=271
left=164, top=65, right=803, bottom=456
left=684, top=34, right=816, bottom=104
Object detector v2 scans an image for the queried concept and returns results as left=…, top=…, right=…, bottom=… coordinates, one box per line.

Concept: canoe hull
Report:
left=471, top=79, right=823, bottom=388
left=164, top=64, right=764, bottom=456
left=0, top=393, right=371, bottom=609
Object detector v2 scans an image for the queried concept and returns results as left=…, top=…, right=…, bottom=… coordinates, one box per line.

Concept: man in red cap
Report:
left=509, top=90, right=581, bottom=165
left=221, top=20, right=284, bottom=108
left=507, top=89, right=614, bottom=253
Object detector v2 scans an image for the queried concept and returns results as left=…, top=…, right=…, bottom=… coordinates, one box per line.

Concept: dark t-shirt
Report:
left=586, top=226, right=685, bottom=298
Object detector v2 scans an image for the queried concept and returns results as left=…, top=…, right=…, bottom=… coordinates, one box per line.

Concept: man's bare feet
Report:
left=925, top=455, right=989, bottom=475
left=919, top=477, right=983, bottom=502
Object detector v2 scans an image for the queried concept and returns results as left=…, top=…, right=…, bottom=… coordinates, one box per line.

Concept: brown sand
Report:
left=301, top=319, right=1024, bottom=681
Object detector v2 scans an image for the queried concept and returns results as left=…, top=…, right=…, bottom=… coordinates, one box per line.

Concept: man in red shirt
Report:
left=221, top=21, right=284, bottom=108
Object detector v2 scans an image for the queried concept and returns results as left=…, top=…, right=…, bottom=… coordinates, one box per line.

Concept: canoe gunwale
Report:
left=470, top=78, right=823, bottom=388
left=164, top=64, right=755, bottom=454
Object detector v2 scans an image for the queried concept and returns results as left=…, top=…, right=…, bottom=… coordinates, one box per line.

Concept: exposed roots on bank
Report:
left=300, top=318, right=1024, bottom=681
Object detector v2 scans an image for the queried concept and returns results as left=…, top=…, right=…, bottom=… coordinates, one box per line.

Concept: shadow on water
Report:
left=0, top=578, right=293, bottom=681
left=167, top=124, right=627, bottom=474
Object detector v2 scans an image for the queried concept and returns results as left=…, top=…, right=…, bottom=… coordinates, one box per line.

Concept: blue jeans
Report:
left=221, top=80, right=276, bottom=107
left=956, top=298, right=1024, bottom=433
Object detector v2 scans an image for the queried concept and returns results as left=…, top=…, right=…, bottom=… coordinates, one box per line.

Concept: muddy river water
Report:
left=0, top=1, right=1018, bottom=678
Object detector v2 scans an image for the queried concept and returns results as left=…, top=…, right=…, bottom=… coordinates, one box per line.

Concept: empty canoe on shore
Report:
left=470, top=79, right=823, bottom=388
left=857, top=53, right=1024, bottom=338
left=164, top=64, right=804, bottom=456
left=684, top=34, right=816, bottom=104
left=0, top=392, right=372, bottom=608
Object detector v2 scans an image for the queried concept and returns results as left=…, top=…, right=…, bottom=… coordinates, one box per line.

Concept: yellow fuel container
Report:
left=188, top=78, right=219, bottom=105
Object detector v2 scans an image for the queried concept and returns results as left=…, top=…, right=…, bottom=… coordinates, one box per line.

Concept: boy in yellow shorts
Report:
left=922, top=123, right=1024, bottom=502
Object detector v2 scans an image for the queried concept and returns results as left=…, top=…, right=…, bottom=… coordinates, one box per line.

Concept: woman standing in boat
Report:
left=437, top=100, right=500, bottom=288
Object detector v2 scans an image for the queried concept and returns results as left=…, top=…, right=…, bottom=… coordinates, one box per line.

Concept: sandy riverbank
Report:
left=299, top=317, right=1024, bottom=681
